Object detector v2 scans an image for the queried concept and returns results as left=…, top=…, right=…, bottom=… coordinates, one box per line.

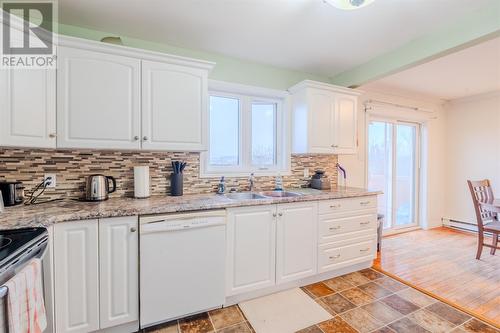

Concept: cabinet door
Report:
left=333, top=95, right=357, bottom=154
left=142, top=60, right=208, bottom=151
left=57, top=46, right=141, bottom=149
left=276, top=202, right=318, bottom=284
left=54, top=220, right=99, bottom=333
left=226, top=206, right=276, bottom=295
left=99, top=216, right=139, bottom=329
left=0, top=68, right=56, bottom=148
left=308, top=89, right=334, bottom=153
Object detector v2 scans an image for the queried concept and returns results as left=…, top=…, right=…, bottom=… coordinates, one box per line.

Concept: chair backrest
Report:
left=467, top=179, right=496, bottom=230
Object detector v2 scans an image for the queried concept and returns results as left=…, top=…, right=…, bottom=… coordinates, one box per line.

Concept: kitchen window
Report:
left=201, top=82, right=289, bottom=177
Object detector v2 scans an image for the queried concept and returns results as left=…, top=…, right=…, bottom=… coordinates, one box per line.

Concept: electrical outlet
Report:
left=44, top=173, right=56, bottom=188
left=303, top=168, right=309, bottom=178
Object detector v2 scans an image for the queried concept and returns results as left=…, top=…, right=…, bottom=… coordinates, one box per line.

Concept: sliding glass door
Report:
left=368, top=119, right=420, bottom=231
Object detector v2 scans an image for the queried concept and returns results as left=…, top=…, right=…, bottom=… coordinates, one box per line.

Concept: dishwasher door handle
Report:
left=140, top=218, right=225, bottom=234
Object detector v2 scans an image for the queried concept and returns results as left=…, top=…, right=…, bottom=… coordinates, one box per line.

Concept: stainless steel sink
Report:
left=259, top=191, right=303, bottom=198
left=224, top=192, right=266, bottom=200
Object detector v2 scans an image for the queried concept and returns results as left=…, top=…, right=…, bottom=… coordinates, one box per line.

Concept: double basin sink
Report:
left=224, top=191, right=302, bottom=200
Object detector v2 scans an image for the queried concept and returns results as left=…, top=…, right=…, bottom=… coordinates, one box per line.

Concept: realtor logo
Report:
left=1, top=0, right=57, bottom=68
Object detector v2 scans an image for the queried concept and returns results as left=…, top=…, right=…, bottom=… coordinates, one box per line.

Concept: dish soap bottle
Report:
left=275, top=174, right=283, bottom=191
left=217, top=176, right=226, bottom=194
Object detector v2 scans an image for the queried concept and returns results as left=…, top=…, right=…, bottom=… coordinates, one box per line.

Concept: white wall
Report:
left=339, top=87, right=447, bottom=229
left=443, top=92, right=500, bottom=224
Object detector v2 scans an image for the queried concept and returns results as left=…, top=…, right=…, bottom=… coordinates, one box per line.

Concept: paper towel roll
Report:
left=134, top=166, right=150, bottom=198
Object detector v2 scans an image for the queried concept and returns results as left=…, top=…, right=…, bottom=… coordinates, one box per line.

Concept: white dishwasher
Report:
left=139, top=210, right=226, bottom=328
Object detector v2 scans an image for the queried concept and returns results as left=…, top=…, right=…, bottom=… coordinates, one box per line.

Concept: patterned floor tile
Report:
left=374, top=276, right=409, bottom=292
left=319, top=293, right=357, bottom=314
left=341, top=287, right=377, bottom=306
left=303, top=282, right=335, bottom=298
left=217, top=322, right=252, bottom=333
left=358, top=282, right=393, bottom=299
left=407, top=309, right=456, bottom=333
left=146, top=320, right=179, bottom=333
left=425, top=302, right=472, bottom=326
left=358, top=268, right=384, bottom=280
left=462, top=319, right=500, bottom=333
left=340, top=307, right=384, bottom=333
left=208, top=305, right=244, bottom=330
left=322, top=276, right=355, bottom=292
left=317, top=316, right=358, bottom=333
left=178, top=313, right=214, bottom=333
left=341, top=271, right=372, bottom=286
left=295, top=324, right=323, bottom=333
left=380, top=294, right=420, bottom=315
left=388, top=317, right=431, bottom=333
left=397, top=288, right=437, bottom=308
left=361, top=301, right=404, bottom=324
left=371, top=327, right=396, bottom=333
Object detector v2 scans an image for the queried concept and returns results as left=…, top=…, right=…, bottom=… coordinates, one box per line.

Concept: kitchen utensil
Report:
left=85, top=175, right=116, bottom=201
left=0, top=181, right=24, bottom=206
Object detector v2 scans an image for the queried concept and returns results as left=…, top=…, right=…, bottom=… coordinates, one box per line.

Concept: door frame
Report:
left=365, top=115, right=422, bottom=233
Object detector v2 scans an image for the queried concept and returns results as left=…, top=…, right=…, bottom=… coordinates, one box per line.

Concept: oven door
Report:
left=0, top=235, right=52, bottom=333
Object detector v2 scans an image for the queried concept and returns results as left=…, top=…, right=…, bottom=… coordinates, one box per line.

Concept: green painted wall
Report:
left=331, top=1, right=500, bottom=87
left=58, top=23, right=331, bottom=90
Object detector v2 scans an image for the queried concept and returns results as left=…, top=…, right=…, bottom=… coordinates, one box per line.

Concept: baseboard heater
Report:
left=442, top=218, right=494, bottom=237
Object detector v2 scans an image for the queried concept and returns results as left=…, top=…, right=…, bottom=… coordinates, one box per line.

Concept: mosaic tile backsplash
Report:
left=0, top=148, right=338, bottom=200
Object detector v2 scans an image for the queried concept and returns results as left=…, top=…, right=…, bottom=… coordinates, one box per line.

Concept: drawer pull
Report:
left=329, top=254, right=341, bottom=260
left=330, top=204, right=341, bottom=209
left=359, top=248, right=370, bottom=252
left=359, top=221, right=371, bottom=225
left=360, top=201, right=371, bottom=205
left=329, top=226, right=341, bottom=231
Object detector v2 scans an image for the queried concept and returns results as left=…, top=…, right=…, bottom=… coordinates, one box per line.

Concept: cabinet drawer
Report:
left=318, top=239, right=375, bottom=273
left=318, top=196, right=377, bottom=215
left=319, top=214, right=377, bottom=244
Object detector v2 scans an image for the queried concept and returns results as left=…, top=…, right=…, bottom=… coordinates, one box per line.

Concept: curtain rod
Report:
left=364, top=99, right=433, bottom=113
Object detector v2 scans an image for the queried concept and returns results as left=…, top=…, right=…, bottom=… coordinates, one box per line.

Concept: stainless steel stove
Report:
left=0, top=227, right=53, bottom=333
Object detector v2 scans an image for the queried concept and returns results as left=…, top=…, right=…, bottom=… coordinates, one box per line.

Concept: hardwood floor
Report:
left=374, top=227, right=500, bottom=327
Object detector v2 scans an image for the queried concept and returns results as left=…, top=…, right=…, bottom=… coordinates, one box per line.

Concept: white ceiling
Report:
left=362, top=37, right=500, bottom=101
left=58, top=0, right=494, bottom=77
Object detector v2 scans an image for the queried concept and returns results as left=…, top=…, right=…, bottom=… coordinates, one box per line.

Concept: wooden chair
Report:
left=467, top=180, right=500, bottom=259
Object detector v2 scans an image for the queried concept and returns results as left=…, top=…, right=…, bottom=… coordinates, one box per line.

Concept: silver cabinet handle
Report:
left=359, top=248, right=370, bottom=252
left=359, top=221, right=370, bottom=225
left=278, top=212, right=283, bottom=217
left=329, top=254, right=341, bottom=260
left=331, top=144, right=339, bottom=148
left=49, top=133, right=57, bottom=138
left=130, top=227, right=137, bottom=233
left=329, top=226, right=341, bottom=230
left=134, top=136, right=139, bottom=141
left=360, top=201, right=370, bottom=205
left=330, top=204, right=341, bottom=209
left=272, top=213, right=277, bottom=217
left=143, top=136, right=148, bottom=141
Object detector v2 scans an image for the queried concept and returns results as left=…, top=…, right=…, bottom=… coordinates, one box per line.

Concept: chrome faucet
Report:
left=248, top=173, right=255, bottom=192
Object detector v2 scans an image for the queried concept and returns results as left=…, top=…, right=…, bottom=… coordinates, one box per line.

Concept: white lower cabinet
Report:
left=54, top=220, right=100, bottom=333
left=99, top=217, right=139, bottom=329
left=276, top=202, right=318, bottom=284
left=226, top=205, right=276, bottom=296
left=53, top=217, right=138, bottom=333
left=226, top=202, right=319, bottom=295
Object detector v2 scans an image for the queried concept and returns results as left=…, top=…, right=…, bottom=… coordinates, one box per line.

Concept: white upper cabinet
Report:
left=0, top=68, right=56, bottom=148
left=57, top=46, right=142, bottom=149
left=290, top=80, right=360, bottom=155
left=142, top=60, right=208, bottom=151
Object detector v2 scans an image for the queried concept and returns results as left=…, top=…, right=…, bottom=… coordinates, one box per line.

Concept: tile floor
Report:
left=145, top=269, right=499, bottom=333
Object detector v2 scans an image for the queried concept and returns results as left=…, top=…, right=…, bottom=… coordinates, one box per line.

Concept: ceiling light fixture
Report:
left=323, top=0, right=375, bottom=10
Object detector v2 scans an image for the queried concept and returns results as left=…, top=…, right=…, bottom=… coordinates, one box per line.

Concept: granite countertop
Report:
left=0, top=187, right=381, bottom=230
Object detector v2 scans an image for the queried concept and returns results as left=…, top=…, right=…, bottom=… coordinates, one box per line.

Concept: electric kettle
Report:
left=85, top=174, right=116, bottom=201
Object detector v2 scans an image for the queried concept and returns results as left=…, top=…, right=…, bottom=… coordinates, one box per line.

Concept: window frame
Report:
left=200, top=80, right=290, bottom=178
